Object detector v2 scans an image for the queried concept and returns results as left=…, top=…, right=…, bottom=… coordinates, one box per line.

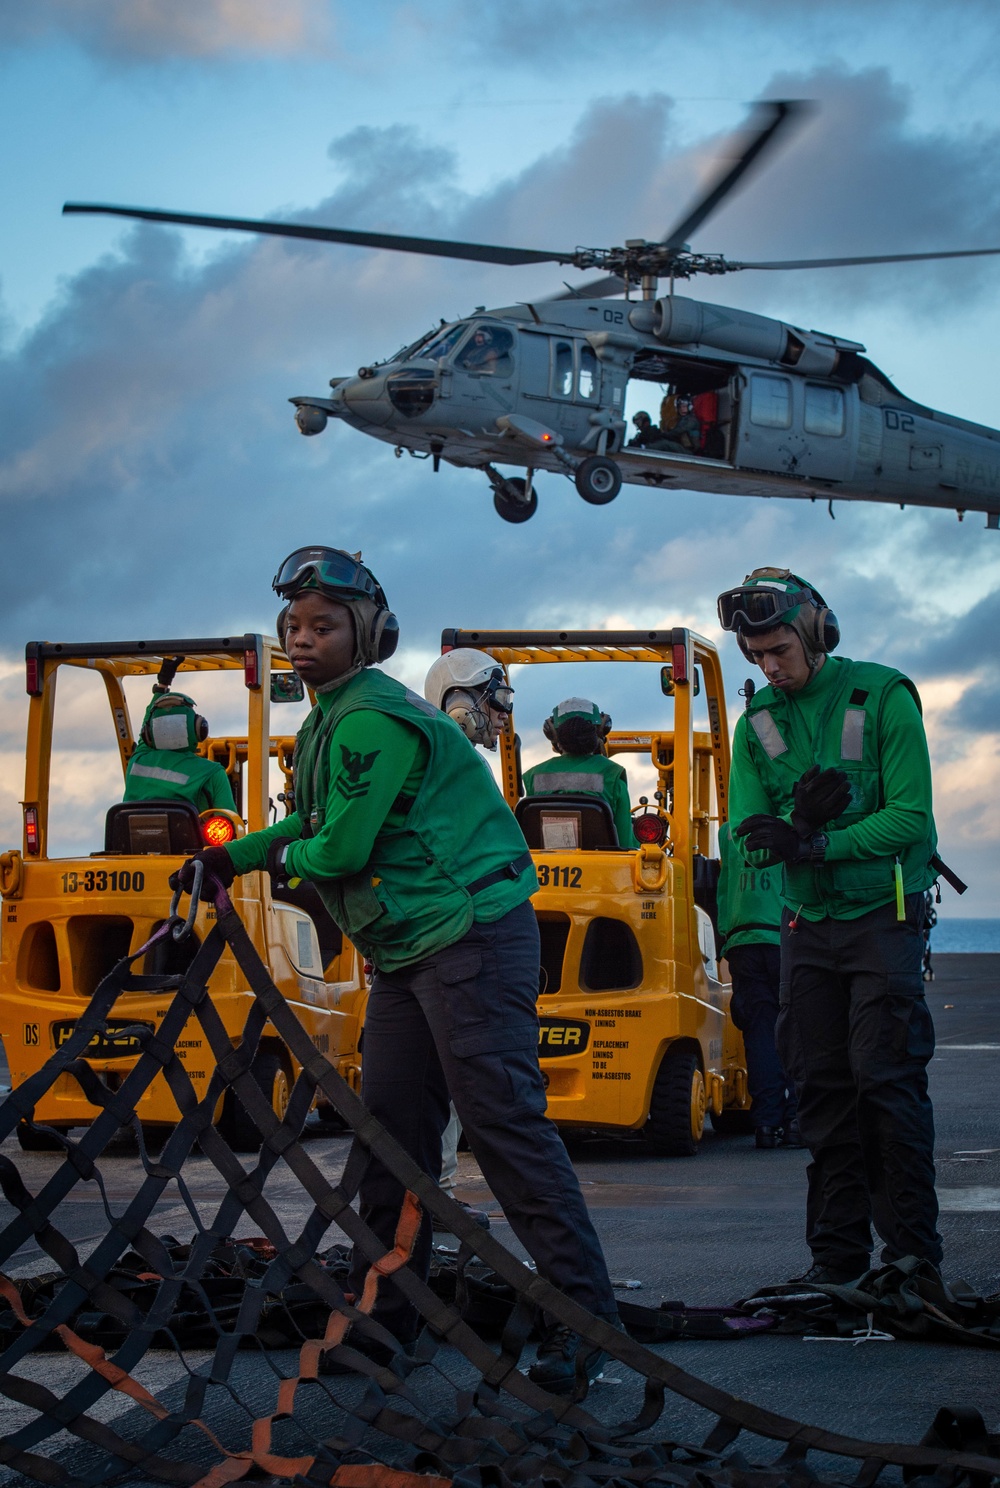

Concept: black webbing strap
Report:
left=465, top=850, right=533, bottom=896
left=930, top=852, right=968, bottom=895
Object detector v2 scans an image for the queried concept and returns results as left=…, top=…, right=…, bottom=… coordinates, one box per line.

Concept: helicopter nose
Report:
left=339, top=372, right=395, bottom=426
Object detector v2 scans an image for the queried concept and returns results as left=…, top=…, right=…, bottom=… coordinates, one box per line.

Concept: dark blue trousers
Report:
left=349, top=900, right=618, bottom=1338
left=727, top=942, right=797, bottom=1130
left=776, top=895, right=942, bottom=1273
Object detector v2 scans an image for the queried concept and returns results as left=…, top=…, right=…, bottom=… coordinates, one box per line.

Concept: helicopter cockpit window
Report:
left=749, top=373, right=792, bottom=429
left=552, top=341, right=574, bottom=398
left=578, top=344, right=598, bottom=401
left=419, top=325, right=467, bottom=363
left=457, top=324, right=515, bottom=376
left=804, top=383, right=845, bottom=438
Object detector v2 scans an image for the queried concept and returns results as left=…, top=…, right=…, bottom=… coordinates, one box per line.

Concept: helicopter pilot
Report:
left=458, top=325, right=514, bottom=376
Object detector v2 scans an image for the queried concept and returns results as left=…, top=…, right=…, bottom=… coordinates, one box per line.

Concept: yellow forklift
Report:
left=440, top=626, right=752, bottom=1155
left=0, top=635, right=366, bottom=1152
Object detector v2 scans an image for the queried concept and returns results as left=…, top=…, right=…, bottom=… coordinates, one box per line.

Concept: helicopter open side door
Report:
left=735, top=370, right=858, bottom=483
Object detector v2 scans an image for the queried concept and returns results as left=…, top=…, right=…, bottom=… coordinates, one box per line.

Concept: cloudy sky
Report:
left=2, top=0, right=999, bottom=912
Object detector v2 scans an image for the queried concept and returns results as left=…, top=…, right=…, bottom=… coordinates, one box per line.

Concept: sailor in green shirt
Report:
left=523, top=698, right=637, bottom=847
left=718, top=567, right=942, bottom=1287
left=124, top=692, right=235, bottom=813
left=173, top=546, right=618, bottom=1392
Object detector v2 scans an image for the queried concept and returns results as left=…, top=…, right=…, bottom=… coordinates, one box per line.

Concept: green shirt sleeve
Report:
left=824, top=683, right=934, bottom=863
left=226, top=811, right=305, bottom=873
left=203, top=762, right=237, bottom=813
left=283, top=710, right=422, bottom=883
left=609, top=766, right=637, bottom=847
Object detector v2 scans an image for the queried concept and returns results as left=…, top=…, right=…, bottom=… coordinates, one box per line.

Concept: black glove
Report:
left=791, top=764, right=852, bottom=837
left=736, top=814, right=828, bottom=865
left=168, top=845, right=236, bottom=894
left=265, top=836, right=299, bottom=894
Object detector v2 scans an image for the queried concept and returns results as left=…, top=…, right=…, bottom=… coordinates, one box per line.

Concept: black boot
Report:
left=787, top=1261, right=865, bottom=1286
left=755, top=1125, right=782, bottom=1149
left=528, top=1323, right=607, bottom=1396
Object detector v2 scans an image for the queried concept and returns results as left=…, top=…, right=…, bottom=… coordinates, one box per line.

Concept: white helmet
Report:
left=424, top=648, right=514, bottom=749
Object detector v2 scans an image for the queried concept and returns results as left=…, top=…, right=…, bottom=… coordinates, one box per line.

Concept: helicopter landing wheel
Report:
left=493, top=477, right=538, bottom=523
left=575, top=455, right=621, bottom=505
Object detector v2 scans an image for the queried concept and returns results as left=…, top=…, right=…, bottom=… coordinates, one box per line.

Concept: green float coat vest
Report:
left=523, top=753, right=635, bottom=846
left=124, top=747, right=235, bottom=813
left=716, top=822, right=782, bottom=954
left=741, top=659, right=937, bottom=916
left=294, top=669, right=536, bottom=969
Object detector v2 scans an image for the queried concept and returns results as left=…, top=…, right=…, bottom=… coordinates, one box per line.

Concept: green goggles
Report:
left=272, top=546, right=385, bottom=604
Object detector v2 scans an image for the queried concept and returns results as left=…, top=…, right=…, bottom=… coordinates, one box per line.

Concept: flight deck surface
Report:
left=0, top=954, right=995, bottom=1479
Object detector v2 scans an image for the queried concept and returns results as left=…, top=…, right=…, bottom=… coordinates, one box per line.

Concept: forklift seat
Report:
left=104, top=801, right=204, bottom=855
left=515, top=793, right=620, bottom=850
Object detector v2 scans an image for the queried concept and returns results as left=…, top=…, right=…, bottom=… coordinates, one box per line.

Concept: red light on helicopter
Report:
left=201, top=814, right=236, bottom=847
left=633, top=813, right=668, bottom=847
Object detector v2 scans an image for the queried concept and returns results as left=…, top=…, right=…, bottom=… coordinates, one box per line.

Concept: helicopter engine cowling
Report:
left=652, top=295, right=787, bottom=361
left=648, top=295, right=848, bottom=377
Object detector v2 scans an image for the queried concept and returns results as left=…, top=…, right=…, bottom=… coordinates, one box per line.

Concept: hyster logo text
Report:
left=538, top=1018, right=590, bottom=1058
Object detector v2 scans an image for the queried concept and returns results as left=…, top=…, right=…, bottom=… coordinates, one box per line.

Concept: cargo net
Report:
left=1, top=877, right=998, bottom=1488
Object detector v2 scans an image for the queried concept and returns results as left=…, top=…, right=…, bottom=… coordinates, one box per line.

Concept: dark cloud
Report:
left=2, top=81, right=998, bottom=665
left=0, top=0, right=331, bottom=60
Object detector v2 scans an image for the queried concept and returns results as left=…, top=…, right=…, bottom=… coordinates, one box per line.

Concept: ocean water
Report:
left=932, top=918, right=1000, bottom=954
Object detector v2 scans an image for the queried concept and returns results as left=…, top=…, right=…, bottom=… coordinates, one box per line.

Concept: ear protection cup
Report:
left=193, top=713, right=209, bottom=743
left=815, top=606, right=840, bottom=654
left=598, top=711, right=613, bottom=739
left=276, top=605, right=289, bottom=649
left=542, top=716, right=560, bottom=751
left=373, top=608, right=399, bottom=662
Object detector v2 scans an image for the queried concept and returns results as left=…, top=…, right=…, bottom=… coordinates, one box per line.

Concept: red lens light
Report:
left=24, top=805, right=40, bottom=855
left=633, top=813, right=667, bottom=846
left=244, top=647, right=260, bottom=688
left=671, top=641, right=688, bottom=685
left=25, top=657, right=41, bottom=695
left=202, top=814, right=236, bottom=846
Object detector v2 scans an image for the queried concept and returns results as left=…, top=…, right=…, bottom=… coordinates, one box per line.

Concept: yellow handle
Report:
left=632, top=844, right=668, bottom=894
left=0, top=849, right=23, bottom=899
left=894, top=858, right=905, bottom=921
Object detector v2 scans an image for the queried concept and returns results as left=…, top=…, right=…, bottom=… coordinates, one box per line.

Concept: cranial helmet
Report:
left=543, top=697, right=612, bottom=756
left=424, top=649, right=514, bottom=749
left=272, top=545, right=400, bottom=690
left=716, top=567, right=840, bottom=669
left=139, top=692, right=209, bottom=752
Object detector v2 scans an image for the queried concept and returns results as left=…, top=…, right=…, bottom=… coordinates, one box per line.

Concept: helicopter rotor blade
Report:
left=62, top=202, right=573, bottom=269
left=548, top=274, right=628, bottom=301
left=661, top=99, right=807, bottom=252
left=728, top=245, right=1000, bottom=271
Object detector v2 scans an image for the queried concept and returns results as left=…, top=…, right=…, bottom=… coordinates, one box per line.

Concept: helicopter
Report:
left=64, top=102, right=1000, bottom=527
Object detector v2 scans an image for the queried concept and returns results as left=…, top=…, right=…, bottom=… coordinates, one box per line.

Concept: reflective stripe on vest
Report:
left=128, top=762, right=191, bottom=786
left=534, top=771, right=605, bottom=793
left=841, top=707, right=866, bottom=762
left=748, top=709, right=788, bottom=760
